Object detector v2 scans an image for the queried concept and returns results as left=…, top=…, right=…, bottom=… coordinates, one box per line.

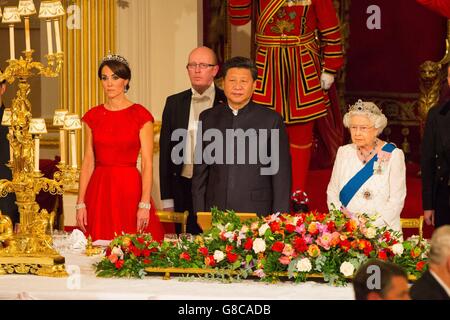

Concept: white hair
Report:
left=342, top=101, right=388, bottom=136
left=429, top=225, right=450, bottom=265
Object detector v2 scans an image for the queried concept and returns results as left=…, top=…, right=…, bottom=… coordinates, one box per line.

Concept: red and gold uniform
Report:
left=416, top=0, right=450, bottom=18
left=229, top=0, right=344, bottom=192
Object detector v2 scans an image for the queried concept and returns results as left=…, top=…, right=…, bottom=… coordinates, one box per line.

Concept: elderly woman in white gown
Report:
left=326, top=100, right=406, bottom=231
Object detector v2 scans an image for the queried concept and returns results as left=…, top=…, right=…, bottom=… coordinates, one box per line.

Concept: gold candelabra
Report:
left=0, top=0, right=80, bottom=277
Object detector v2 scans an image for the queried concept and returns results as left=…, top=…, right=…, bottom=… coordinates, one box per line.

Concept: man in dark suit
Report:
left=410, top=225, right=450, bottom=300
left=159, top=47, right=226, bottom=234
left=0, top=74, right=19, bottom=226
left=421, top=64, right=450, bottom=228
left=192, top=56, right=291, bottom=216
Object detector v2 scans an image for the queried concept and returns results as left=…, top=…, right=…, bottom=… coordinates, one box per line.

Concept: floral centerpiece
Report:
left=95, top=208, right=429, bottom=286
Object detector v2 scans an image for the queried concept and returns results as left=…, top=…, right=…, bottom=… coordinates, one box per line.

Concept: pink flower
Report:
left=108, top=254, right=118, bottom=264
left=303, top=234, right=313, bottom=245
left=282, top=244, right=295, bottom=257
left=295, top=224, right=306, bottom=234
left=317, top=232, right=332, bottom=250
left=254, top=269, right=266, bottom=278
left=278, top=256, right=291, bottom=265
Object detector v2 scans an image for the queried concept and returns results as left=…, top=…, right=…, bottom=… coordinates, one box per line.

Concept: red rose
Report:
left=226, top=245, right=234, bottom=253
left=316, top=213, right=326, bottom=223
left=199, top=247, right=209, bottom=257
left=326, top=221, right=336, bottom=232
left=220, top=232, right=227, bottom=241
left=180, top=252, right=191, bottom=261
left=271, top=241, right=285, bottom=252
left=142, top=249, right=151, bottom=257
left=285, top=224, right=296, bottom=233
left=416, top=261, right=426, bottom=271
left=130, top=245, right=141, bottom=257
left=363, top=243, right=373, bottom=257
left=137, top=237, right=145, bottom=244
left=270, top=221, right=281, bottom=232
left=340, top=239, right=351, bottom=252
left=244, top=238, right=253, bottom=251
left=227, top=252, right=238, bottom=263
left=143, top=259, right=151, bottom=265
left=383, top=231, right=391, bottom=242
left=115, top=259, right=124, bottom=269
left=293, top=236, right=308, bottom=253
left=205, top=255, right=216, bottom=267
left=105, top=247, right=112, bottom=256
left=378, top=250, right=388, bottom=260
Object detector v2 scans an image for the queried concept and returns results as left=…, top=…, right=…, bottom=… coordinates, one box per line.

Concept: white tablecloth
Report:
left=0, top=253, right=354, bottom=300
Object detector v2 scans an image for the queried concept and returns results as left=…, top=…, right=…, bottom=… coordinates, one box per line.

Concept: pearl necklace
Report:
left=358, top=140, right=378, bottom=164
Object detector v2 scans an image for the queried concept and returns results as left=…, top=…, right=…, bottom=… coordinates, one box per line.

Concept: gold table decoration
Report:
left=0, top=1, right=78, bottom=277
left=144, top=267, right=417, bottom=282
left=85, top=236, right=104, bottom=257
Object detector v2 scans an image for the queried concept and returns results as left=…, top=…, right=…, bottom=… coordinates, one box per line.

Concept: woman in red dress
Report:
left=76, top=54, right=164, bottom=242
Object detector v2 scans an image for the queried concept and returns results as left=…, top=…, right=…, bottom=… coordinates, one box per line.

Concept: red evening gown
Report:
left=82, top=103, right=164, bottom=242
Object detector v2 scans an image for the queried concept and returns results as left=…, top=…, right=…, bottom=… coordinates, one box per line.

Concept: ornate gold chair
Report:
left=400, top=216, right=424, bottom=241
left=196, top=211, right=257, bottom=232
left=156, top=210, right=189, bottom=234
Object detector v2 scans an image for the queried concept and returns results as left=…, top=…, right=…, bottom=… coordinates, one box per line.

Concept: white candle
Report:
left=70, top=131, right=77, bottom=169
left=46, top=20, right=53, bottom=55
left=24, top=17, right=31, bottom=52
left=54, top=19, right=62, bottom=53
left=59, top=128, right=66, bottom=164
left=9, top=25, right=15, bottom=60
left=34, top=136, right=40, bottom=172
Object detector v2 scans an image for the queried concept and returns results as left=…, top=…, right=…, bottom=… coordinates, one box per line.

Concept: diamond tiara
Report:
left=100, top=53, right=129, bottom=67
left=348, top=99, right=382, bottom=115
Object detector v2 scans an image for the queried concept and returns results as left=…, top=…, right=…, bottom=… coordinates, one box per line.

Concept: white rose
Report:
left=364, top=227, right=376, bottom=239
left=258, top=224, right=270, bottom=236
left=340, top=261, right=355, bottom=277
left=252, top=238, right=266, bottom=254
left=224, top=231, right=234, bottom=239
left=240, top=225, right=249, bottom=233
left=111, top=246, right=124, bottom=258
left=392, top=243, right=404, bottom=256
left=296, top=258, right=312, bottom=272
left=213, top=250, right=225, bottom=262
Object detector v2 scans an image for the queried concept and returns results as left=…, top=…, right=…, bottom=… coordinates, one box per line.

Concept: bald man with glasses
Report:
left=159, top=47, right=226, bottom=234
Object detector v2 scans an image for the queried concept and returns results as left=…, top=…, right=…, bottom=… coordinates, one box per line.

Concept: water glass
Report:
left=179, top=233, right=193, bottom=242
left=163, top=233, right=178, bottom=245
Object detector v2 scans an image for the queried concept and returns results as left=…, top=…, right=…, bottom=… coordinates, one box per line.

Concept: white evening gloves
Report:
left=320, top=72, right=335, bottom=90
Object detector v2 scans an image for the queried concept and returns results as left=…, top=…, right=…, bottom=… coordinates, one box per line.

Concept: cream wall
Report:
left=116, top=0, right=201, bottom=210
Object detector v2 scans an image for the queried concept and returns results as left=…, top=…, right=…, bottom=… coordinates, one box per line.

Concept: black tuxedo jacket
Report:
left=410, top=270, right=450, bottom=300
left=421, top=101, right=450, bottom=225
left=159, top=87, right=226, bottom=201
left=192, top=101, right=291, bottom=216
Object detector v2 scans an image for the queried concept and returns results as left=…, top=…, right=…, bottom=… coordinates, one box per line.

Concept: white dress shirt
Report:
left=326, top=143, right=406, bottom=231
left=162, top=84, right=215, bottom=209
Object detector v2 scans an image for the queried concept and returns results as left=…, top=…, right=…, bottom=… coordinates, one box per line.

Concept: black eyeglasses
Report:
left=186, top=63, right=216, bottom=70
